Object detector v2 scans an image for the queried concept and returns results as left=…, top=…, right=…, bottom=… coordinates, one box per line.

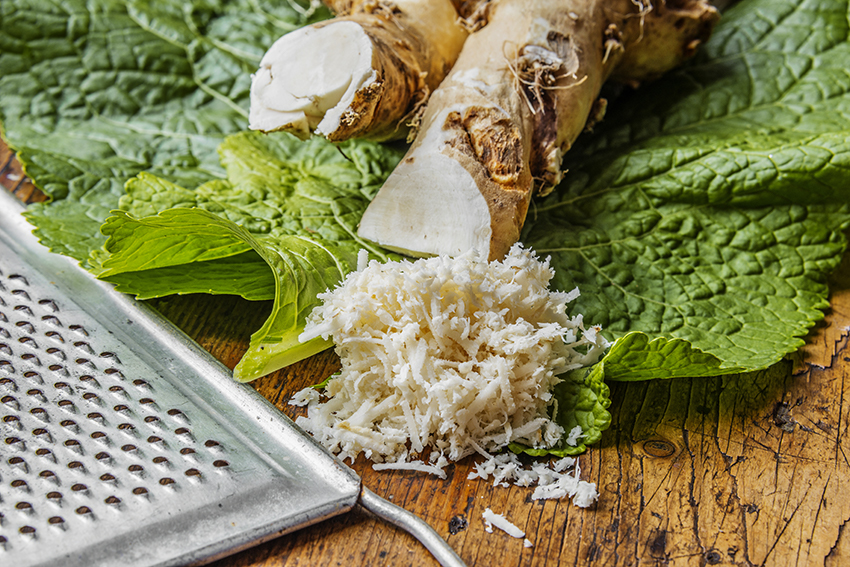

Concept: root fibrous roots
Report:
left=504, top=24, right=590, bottom=117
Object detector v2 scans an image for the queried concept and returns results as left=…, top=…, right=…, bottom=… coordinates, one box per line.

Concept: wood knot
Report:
left=649, top=529, right=667, bottom=555
left=642, top=438, right=677, bottom=458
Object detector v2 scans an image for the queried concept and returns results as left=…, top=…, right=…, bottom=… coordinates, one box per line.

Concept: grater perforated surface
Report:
left=0, top=189, right=361, bottom=566
left=0, top=272, right=254, bottom=555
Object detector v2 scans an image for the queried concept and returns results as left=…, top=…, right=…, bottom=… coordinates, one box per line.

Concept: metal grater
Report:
left=0, top=189, right=465, bottom=567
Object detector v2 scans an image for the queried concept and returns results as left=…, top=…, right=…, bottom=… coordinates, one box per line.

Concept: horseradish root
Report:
left=249, top=0, right=467, bottom=141
left=358, top=0, right=719, bottom=260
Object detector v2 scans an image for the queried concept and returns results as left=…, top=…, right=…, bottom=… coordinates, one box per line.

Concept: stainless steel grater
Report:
left=0, top=188, right=465, bottom=567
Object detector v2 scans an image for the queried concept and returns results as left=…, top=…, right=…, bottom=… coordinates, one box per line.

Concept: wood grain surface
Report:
left=4, top=139, right=850, bottom=566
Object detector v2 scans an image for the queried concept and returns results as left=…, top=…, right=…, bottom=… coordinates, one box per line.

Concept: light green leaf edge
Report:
left=98, top=205, right=335, bottom=375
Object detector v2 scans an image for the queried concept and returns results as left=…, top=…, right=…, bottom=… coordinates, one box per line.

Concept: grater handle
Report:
left=359, top=487, right=468, bottom=567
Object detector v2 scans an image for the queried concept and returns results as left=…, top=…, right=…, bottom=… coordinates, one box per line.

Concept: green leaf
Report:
left=511, top=333, right=746, bottom=456
left=99, top=252, right=275, bottom=301
left=97, top=131, right=404, bottom=379
left=97, top=205, right=341, bottom=372
left=0, top=0, right=329, bottom=263
left=232, top=233, right=340, bottom=381
left=598, top=332, right=746, bottom=381
left=116, top=131, right=405, bottom=242
left=97, top=206, right=274, bottom=300
left=525, top=0, right=850, bottom=377
left=99, top=200, right=255, bottom=272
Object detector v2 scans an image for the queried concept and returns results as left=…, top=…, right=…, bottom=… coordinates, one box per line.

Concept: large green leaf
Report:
left=525, top=0, right=850, bottom=378
left=0, top=0, right=328, bottom=263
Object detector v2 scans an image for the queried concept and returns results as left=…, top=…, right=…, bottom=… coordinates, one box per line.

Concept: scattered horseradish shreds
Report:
left=293, top=244, right=607, bottom=505
left=482, top=507, right=525, bottom=539
left=470, top=453, right=599, bottom=508
left=481, top=507, right=535, bottom=547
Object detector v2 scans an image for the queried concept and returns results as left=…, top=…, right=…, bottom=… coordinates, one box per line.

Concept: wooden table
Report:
left=4, top=140, right=850, bottom=566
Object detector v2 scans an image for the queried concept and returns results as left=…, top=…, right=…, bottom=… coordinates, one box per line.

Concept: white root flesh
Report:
left=359, top=0, right=719, bottom=260
left=250, top=0, right=467, bottom=141
left=356, top=151, right=493, bottom=258
left=250, top=21, right=375, bottom=138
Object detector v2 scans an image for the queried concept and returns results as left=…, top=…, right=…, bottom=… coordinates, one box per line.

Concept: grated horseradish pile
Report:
left=293, top=244, right=607, bottom=506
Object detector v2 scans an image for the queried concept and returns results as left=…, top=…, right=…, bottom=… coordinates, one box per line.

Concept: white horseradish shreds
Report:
left=294, top=243, right=608, bottom=477
left=469, top=452, right=599, bottom=508
left=482, top=508, right=525, bottom=538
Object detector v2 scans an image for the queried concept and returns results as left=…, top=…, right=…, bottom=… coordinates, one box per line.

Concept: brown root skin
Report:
left=443, top=105, right=533, bottom=259
left=610, top=0, right=720, bottom=83
left=450, top=0, right=495, bottom=32
left=359, top=0, right=719, bottom=261
left=321, top=1, right=463, bottom=141
left=446, top=108, right=524, bottom=185
left=325, top=0, right=397, bottom=16
left=326, top=1, right=467, bottom=141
